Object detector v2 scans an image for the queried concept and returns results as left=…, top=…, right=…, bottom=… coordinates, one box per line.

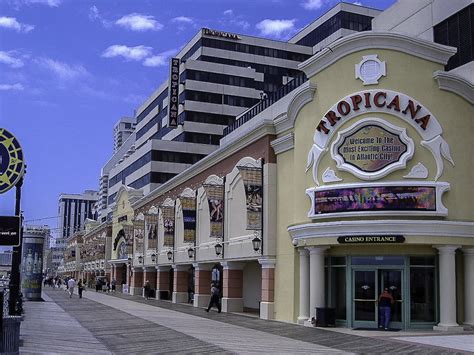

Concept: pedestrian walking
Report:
left=206, top=283, right=221, bottom=313
left=378, top=288, right=394, bottom=330
left=143, top=280, right=151, bottom=300
left=111, top=279, right=116, bottom=292
left=67, top=277, right=76, bottom=298
left=78, top=279, right=84, bottom=299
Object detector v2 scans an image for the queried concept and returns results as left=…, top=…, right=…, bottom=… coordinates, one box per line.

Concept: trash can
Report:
left=2, top=315, right=22, bottom=354
left=315, top=307, right=336, bottom=327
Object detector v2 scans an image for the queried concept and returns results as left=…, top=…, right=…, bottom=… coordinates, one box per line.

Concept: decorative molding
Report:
left=307, top=90, right=454, bottom=186
left=180, top=187, right=195, bottom=198
left=299, top=31, right=457, bottom=78
left=355, top=54, right=386, bottom=85
left=161, top=197, right=174, bottom=207
left=274, top=81, right=317, bottom=134
left=204, top=174, right=224, bottom=185
left=270, top=133, right=294, bottom=155
left=258, top=258, right=276, bottom=269
left=321, top=167, right=342, bottom=183
left=330, top=118, right=414, bottom=180
left=403, top=162, right=429, bottom=179
left=148, top=206, right=158, bottom=215
left=288, top=220, right=474, bottom=241
left=421, top=135, right=455, bottom=181
left=433, top=70, right=474, bottom=105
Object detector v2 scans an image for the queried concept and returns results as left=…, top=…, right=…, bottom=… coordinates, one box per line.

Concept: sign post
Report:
left=0, top=128, right=26, bottom=315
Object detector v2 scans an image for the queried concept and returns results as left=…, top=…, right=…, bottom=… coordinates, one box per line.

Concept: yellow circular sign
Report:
left=0, top=128, right=25, bottom=194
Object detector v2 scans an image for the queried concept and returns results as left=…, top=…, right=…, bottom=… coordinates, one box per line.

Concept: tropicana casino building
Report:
left=80, top=1, right=473, bottom=332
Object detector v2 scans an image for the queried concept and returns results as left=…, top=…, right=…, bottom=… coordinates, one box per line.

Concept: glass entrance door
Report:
left=378, top=270, right=403, bottom=329
left=353, top=269, right=403, bottom=329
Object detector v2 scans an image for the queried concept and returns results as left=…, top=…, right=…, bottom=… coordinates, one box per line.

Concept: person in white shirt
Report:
left=67, top=278, right=76, bottom=298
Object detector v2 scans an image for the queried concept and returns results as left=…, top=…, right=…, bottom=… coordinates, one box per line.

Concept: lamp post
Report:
left=138, top=255, right=143, bottom=264
left=252, top=231, right=262, bottom=252
left=187, top=248, right=194, bottom=259
left=214, top=242, right=223, bottom=256
left=166, top=250, right=173, bottom=261
left=151, top=253, right=157, bottom=263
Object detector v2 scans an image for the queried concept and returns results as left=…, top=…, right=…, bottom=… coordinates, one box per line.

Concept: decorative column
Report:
left=307, top=246, right=328, bottom=323
left=126, top=263, right=132, bottom=288
left=131, top=267, right=144, bottom=296
left=298, top=248, right=310, bottom=324
left=259, top=258, right=276, bottom=320
left=172, top=265, right=189, bottom=303
left=155, top=266, right=171, bottom=300
left=221, top=261, right=244, bottom=313
left=193, top=263, right=212, bottom=308
left=111, top=264, right=116, bottom=282
left=464, top=247, right=474, bottom=326
left=434, top=245, right=463, bottom=331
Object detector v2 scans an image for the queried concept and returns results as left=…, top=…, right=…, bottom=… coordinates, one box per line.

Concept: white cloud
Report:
left=256, top=19, right=296, bottom=39
left=0, top=17, right=34, bottom=32
left=142, top=48, right=178, bottom=67
left=0, top=83, right=24, bottom=91
left=102, top=45, right=153, bottom=61
left=35, top=57, right=89, bottom=80
left=171, top=16, right=193, bottom=24
left=143, top=55, right=166, bottom=67
left=13, top=0, right=61, bottom=7
left=221, top=9, right=250, bottom=30
left=0, top=51, right=24, bottom=68
left=88, top=5, right=112, bottom=28
left=301, top=0, right=325, bottom=10
left=116, top=13, right=163, bottom=31
left=89, top=5, right=99, bottom=21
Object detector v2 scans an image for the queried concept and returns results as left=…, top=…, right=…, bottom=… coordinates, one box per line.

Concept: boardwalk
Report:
left=19, top=288, right=473, bottom=354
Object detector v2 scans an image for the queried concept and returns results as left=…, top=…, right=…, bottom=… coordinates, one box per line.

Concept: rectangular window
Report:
left=434, top=4, right=473, bottom=70
left=409, top=267, right=435, bottom=322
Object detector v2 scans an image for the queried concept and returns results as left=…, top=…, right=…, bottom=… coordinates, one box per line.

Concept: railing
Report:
left=223, top=73, right=308, bottom=136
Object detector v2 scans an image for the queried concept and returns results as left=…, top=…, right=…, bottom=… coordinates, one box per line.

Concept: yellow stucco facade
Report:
left=274, top=32, right=474, bottom=328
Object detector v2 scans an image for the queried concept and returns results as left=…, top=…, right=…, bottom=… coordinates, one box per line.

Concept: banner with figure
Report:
left=181, top=195, right=196, bottom=243
left=203, top=183, right=224, bottom=238
left=133, top=219, right=145, bottom=254
left=145, top=213, right=158, bottom=250
left=237, top=166, right=263, bottom=230
left=162, top=204, right=175, bottom=247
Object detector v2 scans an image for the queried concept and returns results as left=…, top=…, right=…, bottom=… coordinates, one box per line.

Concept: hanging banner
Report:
left=162, top=205, right=175, bottom=247
left=133, top=219, right=145, bottom=254
left=181, top=196, right=196, bottom=243
left=145, top=214, right=158, bottom=250
left=237, top=166, right=263, bottom=230
left=203, top=184, right=224, bottom=238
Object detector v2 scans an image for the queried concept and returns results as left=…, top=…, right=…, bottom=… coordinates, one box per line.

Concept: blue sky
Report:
left=0, top=0, right=396, bottom=236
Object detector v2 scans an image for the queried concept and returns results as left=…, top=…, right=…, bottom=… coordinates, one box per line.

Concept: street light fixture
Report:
left=151, top=253, right=157, bottom=263
left=187, top=248, right=194, bottom=259
left=214, top=242, right=223, bottom=256
left=252, top=231, right=262, bottom=252
left=167, top=250, right=173, bottom=261
left=138, top=255, right=143, bottom=264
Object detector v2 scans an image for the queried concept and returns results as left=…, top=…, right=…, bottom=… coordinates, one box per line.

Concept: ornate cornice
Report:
left=288, top=220, right=474, bottom=243
left=433, top=70, right=474, bottom=104
left=270, top=133, right=294, bottom=155
left=299, top=31, right=457, bottom=78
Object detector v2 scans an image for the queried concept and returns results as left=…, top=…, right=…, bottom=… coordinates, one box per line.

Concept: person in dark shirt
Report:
left=378, top=288, right=394, bottom=330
